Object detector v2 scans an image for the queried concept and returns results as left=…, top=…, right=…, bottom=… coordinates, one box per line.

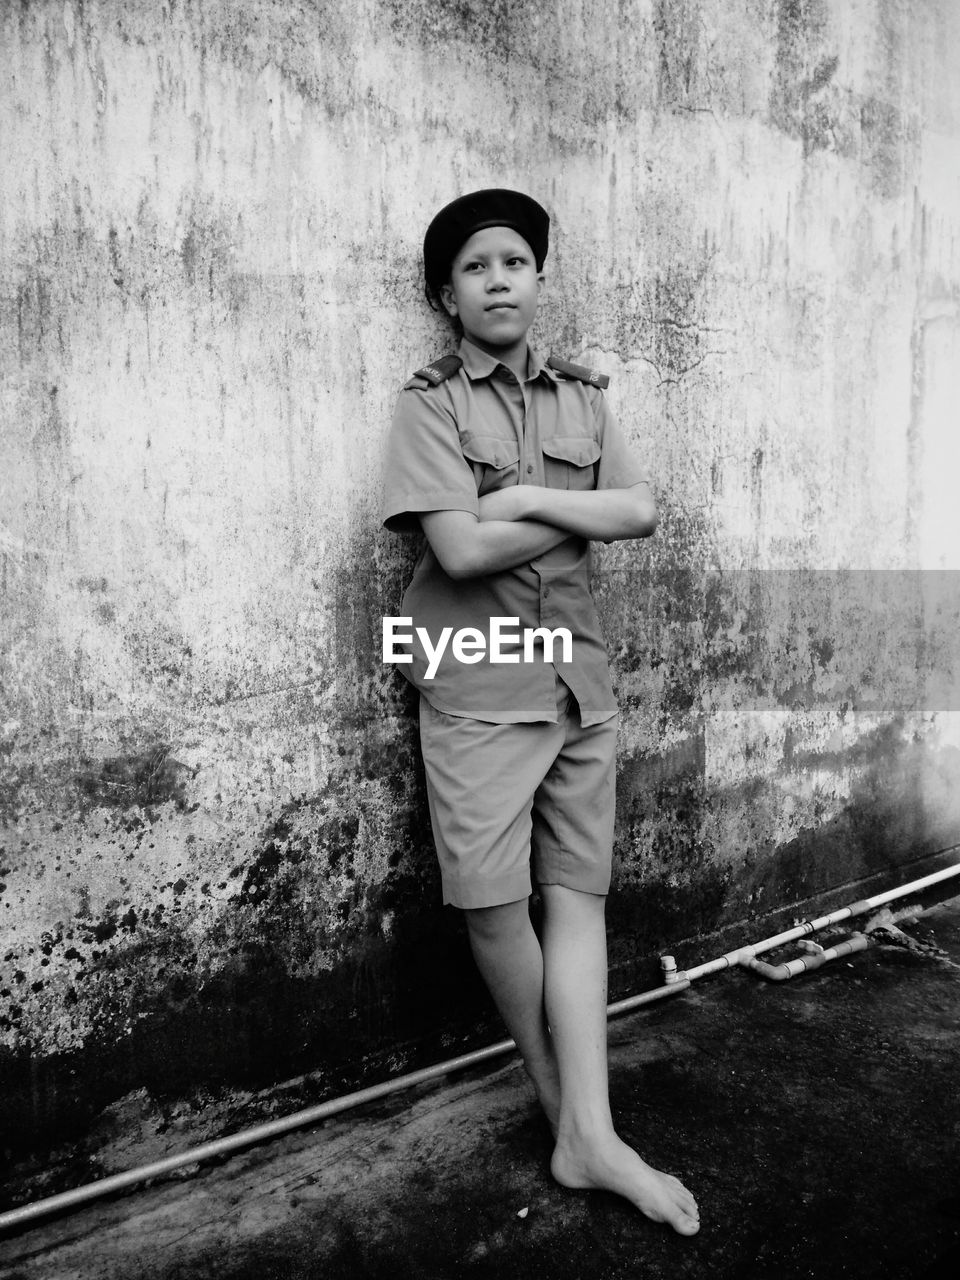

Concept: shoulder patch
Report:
left=547, top=354, right=610, bottom=390
left=404, top=355, right=463, bottom=389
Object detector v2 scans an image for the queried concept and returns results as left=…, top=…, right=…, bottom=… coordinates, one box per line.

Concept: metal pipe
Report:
left=665, top=859, right=960, bottom=986
left=606, top=977, right=691, bottom=1015
left=739, top=896, right=939, bottom=983
left=743, top=932, right=871, bottom=981
left=0, top=1039, right=521, bottom=1234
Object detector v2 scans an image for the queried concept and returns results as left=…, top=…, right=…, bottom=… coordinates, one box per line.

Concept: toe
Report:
left=661, top=1173, right=698, bottom=1217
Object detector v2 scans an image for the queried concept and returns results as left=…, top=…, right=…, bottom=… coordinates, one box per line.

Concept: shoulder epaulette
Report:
left=547, top=354, right=610, bottom=390
left=404, top=355, right=463, bottom=389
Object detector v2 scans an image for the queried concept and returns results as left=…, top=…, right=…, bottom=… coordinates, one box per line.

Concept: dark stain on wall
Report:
left=652, top=0, right=702, bottom=109
left=75, top=745, right=195, bottom=812
left=742, top=730, right=940, bottom=908
left=0, top=866, right=496, bottom=1194
left=608, top=724, right=955, bottom=977
left=768, top=0, right=852, bottom=156
left=859, top=95, right=918, bottom=200
left=384, top=0, right=535, bottom=59
left=608, top=862, right=733, bottom=970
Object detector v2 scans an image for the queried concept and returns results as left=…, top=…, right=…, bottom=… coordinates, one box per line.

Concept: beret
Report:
left=423, top=188, right=550, bottom=294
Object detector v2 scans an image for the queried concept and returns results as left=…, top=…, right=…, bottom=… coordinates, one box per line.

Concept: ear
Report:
left=536, top=270, right=545, bottom=301
left=439, top=281, right=458, bottom=317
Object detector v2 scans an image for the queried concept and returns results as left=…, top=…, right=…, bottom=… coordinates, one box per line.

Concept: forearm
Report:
left=419, top=510, right=570, bottom=579
left=488, top=483, right=658, bottom=543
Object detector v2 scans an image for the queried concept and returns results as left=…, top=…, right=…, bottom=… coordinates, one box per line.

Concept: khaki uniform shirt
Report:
left=382, top=338, right=647, bottom=725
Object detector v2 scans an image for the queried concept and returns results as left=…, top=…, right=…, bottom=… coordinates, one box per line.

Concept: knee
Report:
left=540, top=883, right=608, bottom=926
left=464, top=899, right=530, bottom=946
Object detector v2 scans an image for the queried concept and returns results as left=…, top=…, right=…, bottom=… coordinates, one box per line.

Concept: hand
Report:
left=478, top=486, right=533, bottom=523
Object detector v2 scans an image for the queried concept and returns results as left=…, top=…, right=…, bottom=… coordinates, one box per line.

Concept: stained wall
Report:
left=2, top=0, right=960, bottom=1162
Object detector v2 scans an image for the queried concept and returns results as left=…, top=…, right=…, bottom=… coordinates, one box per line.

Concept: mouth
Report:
left=485, top=303, right=516, bottom=312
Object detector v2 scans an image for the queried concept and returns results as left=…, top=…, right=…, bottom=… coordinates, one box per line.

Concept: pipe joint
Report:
left=660, top=954, right=679, bottom=984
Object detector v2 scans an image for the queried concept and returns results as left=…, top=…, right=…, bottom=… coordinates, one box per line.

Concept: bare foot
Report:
left=551, top=1133, right=700, bottom=1235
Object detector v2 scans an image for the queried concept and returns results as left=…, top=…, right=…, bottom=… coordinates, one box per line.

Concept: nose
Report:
left=486, top=262, right=509, bottom=290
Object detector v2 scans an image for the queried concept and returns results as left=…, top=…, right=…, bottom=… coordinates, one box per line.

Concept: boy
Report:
left=382, top=189, right=700, bottom=1236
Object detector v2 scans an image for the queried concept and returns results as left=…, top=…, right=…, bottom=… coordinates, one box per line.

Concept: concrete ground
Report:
left=1, top=896, right=959, bottom=1280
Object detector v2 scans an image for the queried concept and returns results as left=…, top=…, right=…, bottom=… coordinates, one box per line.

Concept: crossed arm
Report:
left=419, top=482, right=657, bottom=580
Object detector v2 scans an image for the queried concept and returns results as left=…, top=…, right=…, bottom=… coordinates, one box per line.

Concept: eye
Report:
left=507, top=255, right=528, bottom=267
left=461, top=259, right=484, bottom=272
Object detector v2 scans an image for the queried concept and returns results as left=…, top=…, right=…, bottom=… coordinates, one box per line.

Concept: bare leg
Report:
left=464, top=899, right=561, bottom=1131
left=540, top=884, right=700, bottom=1235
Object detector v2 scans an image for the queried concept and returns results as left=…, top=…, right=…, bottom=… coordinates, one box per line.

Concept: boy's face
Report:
left=439, top=226, right=543, bottom=356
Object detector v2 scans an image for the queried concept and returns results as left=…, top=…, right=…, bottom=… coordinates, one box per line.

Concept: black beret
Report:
left=423, top=188, right=550, bottom=294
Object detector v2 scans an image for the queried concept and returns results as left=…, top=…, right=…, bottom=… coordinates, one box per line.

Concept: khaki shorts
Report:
left=418, top=682, right=618, bottom=909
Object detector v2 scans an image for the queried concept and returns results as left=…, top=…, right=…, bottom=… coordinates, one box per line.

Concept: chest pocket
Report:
left=542, top=437, right=601, bottom=491
left=461, top=433, right=520, bottom=496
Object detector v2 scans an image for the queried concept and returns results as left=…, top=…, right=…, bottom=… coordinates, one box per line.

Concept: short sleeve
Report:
left=381, top=385, right=481, bottom=533
left=591, top=391, right=649, bottom=491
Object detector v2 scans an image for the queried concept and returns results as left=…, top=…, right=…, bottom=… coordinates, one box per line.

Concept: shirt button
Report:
left=543, top=587, right=551, bottom=599
left=526, top=464, right=534, bottom=474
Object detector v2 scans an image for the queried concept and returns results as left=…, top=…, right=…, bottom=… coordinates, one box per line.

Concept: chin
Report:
left=480, top=323, right=526, bottom=344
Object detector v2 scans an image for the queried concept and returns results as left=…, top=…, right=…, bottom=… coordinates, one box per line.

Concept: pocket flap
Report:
left=542, top=437, right=601, bottom=467
left=460, top=434, right=520, bottom=470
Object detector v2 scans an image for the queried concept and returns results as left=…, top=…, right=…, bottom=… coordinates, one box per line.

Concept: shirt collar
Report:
left=457, top=337, right=559, bottom=384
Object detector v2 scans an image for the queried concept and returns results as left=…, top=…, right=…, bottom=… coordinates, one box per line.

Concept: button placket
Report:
left=520, top=377, right=540, bottom=484
left=497, top=366, right=526, bottom=485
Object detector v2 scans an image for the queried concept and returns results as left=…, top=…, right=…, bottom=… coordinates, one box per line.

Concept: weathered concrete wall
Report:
left=2, top=0, right=960, bottom=1170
